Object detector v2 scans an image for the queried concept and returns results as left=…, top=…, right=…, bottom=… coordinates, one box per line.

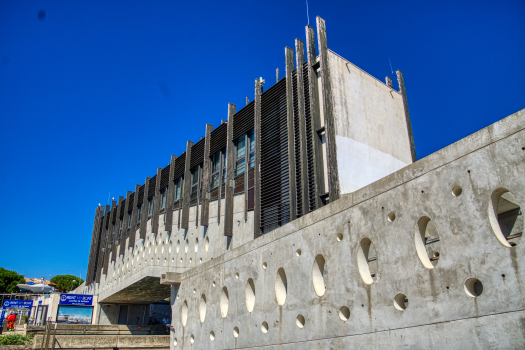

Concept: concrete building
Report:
left=77, top=17, right=525, bottom=349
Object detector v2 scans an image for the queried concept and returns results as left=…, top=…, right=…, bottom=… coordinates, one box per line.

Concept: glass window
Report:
left=236, top=136, right=245, bottom=158
left=236, top=157, right=245, bottom=176
left=148, top=197, right=153, bottom=216
left=210, top=149, right=225, bottom=190
left=249, top=128, right=255, bottom=151
left=174, top=177, right=182, bottom=201
left=127, top=211, right=132, bottom=228
left=137, top=204, right=142, bottom=223
left=212, top=150, right=221, bottom=173
left=211, top=173, right=219, bottom=189
left=249, top=152, right=255, bottom=169
left=160, top=188, right=167, bottom=209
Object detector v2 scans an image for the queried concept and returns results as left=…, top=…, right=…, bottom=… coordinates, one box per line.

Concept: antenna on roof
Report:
left=306, top=0, right=310, bottom=25
left=389, top=58, right=394, bottom=75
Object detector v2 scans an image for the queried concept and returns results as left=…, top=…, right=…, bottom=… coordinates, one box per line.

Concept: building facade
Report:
left=79, top=17, right=525, bottom=349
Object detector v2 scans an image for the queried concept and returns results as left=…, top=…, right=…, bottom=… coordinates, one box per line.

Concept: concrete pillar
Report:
left=217, top=149, right=223, bottom=224
left=103, top=200, right=117, bottom=275
left=285, top=46, right=298, bottom=220
left=181, top=141, right=193, bottom=230
left=246, top=97, right=249, bottom=106
left=119, top=191, right=131, bottom=256
left=306, top=25, right=325, bottom=209
left=276, top=68, right=279, bottom=82
left=201, top=124, right=213, bottom=227
left=140, top=178, right=150, bottom=240
left=244, top=132, right=249, bottom=221
left=86, top=206, right=103, bottom=284
left=317, top=16, right=340, bottom=203
left=295, top=39, right=310, bottom=216
left=253, top=79, right=262, bottom=238
left=111, top=196, right=123, bottom=262
left=224, top=103, right=236, bottom=237
left=385, top=76, right=393, bottom=89
left=164, top=155, right=177, bottom=231
left=152, top=168, right=162, bottom=234
left=95, top=205, right=109, bottom=284
left=396, top=70, right=417, bottom=163
left=128, top=184, right=140, bottom=251
left=195, top=164, right=201, bottom=228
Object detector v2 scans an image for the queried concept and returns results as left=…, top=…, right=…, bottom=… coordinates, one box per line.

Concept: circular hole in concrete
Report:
left=195, top=238, right=199, bottom=252
left=357, top=238, right=377, bottom=284
left=488, top=188, right=522, bottom=247
left=245, top=278, right=255, bottom=312
left=199, top=294, right=206, bottom=323
left=189, top=258, right=192, bottom=263
left=336, top=233, right=343, bottom=241
left=263, top=262, right=267, bottom=270
left=312, top=254, right=326, bottom=297
left=205, top=236, right=209, bottom=252
left=452, top=186, right=463, bottom=197
left=394, top=293, right=408, bottom=311
left=261, top=321, right=269, bottom=333
left=235, top=272, right=239, bottom=279
left=212, top=281, right=216, bottom=287
left=275, top=268, right=287, bottom=305
left=209, top=331, right=215, bottom=341
left=185, top=239, right=189, bottom=253
left=388, top=212, right=396, bottom=222
left=181, top=300, right=188, bottom=327
left=193, top=288, right=196, bottom=294
left=190, top=334, right=194, bottom=344
left=415, top=216, right=441, bottom=269
left=220, top=287, right=229, bottom=318
left=339, top=306, right=350, bottom=321
left=233, top=326, right=239, bottom=338
left=199, top=258, right=202, bottom=264
left=464, top=278, right=483, bottom=297
left=296, top=315, right=305, bottom=328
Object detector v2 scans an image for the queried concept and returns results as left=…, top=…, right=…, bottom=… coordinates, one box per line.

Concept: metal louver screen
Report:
left=137, top=185, right=145, bottom=205
left=260, top=78, right=290, bottom=233
left=209, top=124, right=227, bottom=156
left=148, top=175, right=157, bottom=196
left=233, top=101, right=254, bottom=140
left=160, top=164, right=170, bottom=189
left=190, top=139, right=205, bottom=169
left=303, top=62, right=316, bottom=212
left=173, top=153, right=186, bottom=180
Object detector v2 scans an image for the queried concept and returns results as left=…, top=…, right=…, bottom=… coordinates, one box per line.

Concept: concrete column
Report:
left=140, top=178, right=150, bottom=240
left=195, top=164, right=201, bottom=228
left=295, top=39, right=310, bottom=215
left=128, top=184, right=140, bottom=251
left=164, top=155, right=177, bottom=231
left=306, top=25, right=325, bottom=209
left=181, top=141, right=193, bottom=230
left=285, top=46, right=298, bottom=220
left=244, top=133, right=249, bottom=221
left=111, top=196, right=123, bottom=262
left=246, top=97, right=249, bottom=106
left=224, top=103, right=236, bottom=237
left=276, top=68, right=279, bottom=82
left=86, top=206, right=103, bottom=284
left=152, top=168, right=162, bottom=234
left=95, top=205, right=110, bottom=283
left=103, top=200, right=116, bottom=274
left=119, top=191, right=131, bottom=256
left=317, top=16, right=340, bottom=202
left=217, top=148, right=223, bottom=224
left=200, top=124, right=213, bottom=227
left=253, top=79, right=262, bottom=238
left=396, top=70, right=417, bottom=163
left=385, top=76, right=393, bottom=89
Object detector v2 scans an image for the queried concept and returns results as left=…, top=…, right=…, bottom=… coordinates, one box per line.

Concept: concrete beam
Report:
left=296, top=38, right=310, bottom=216
left=285, top=46, right=298, bottom=220
left=317, top=16, right=340, bottom=202
left=224, top=103, right=236, bottom=237
left=160, top=272, right=182, bottom=285
left=396, top=70, right=417, bottom=162
left=254, top=79, right=262, bottom=238
left=181, top=141, right=193, bottom=230
left=200, top=124, right=213, bottom=227
left=164, top=155, right=177, bottom=232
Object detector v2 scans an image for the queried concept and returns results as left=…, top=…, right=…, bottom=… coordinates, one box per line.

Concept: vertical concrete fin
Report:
left=86, top=206, right=102, bottom=284
left=201, top=124, right=213, bottom=227
left=295, top=38, right=310, bottom=215
left=385, top=76, right=393, bottom=89
left=217, top=149, right=223, bottom=224
left=244, top=132, right=249, bottom=221
left=285, top=46, right=298, bottom=220
left=119, top=191, right=131, bottom=256
left=316, top=16, right=340, bottom=202
left=164, top=155, right=177, bottom=231
left=181, top=141, right=193, bottom=230
left=111, top=196, right=123, bottom=262
left=152, top=167, right=162, bottom=234
left=103, top=200, right=117, bottom=274
left=128, top=184, right=140, bottom=251
left=140, top=177, right=150, bottom=240
left=254, top=79, right=262, bottom=238
left=224, top=103, right=236, bottom=237
left=276, top=68, right=279, bottom=82
left=396, top=70, right=417, bottom=163
left=306, top=25, right=324, bottom=209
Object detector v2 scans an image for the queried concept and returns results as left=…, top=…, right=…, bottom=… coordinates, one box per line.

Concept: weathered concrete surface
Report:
left=168, top=109, right=525, bottom=349
left=33, top=334, right=169, bottom=349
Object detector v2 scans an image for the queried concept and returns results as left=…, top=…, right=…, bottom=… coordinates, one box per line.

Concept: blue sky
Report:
left=0, top=0, right=523, bottom=279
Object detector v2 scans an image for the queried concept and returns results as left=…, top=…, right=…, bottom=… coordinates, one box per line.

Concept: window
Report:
left=210, top=149, right=225, bottom=190
left=248, top=128, right=255, bottom=169
left=235, top=135, right=246, bottom=176
left=174, top=177, right=182, bottom=201
left=137, top=204, right=142, bottom=223
left=148, top=197, right=153, bottom=217
left=127, top=211, right=132, bottom=228
left=160, top=188, right=167, bottom=209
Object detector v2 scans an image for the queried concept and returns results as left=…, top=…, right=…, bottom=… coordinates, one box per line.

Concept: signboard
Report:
left=56, top=306, right=93, bottom=324
left=0, top=300, right=33, bottom=325
left=59, top=294, right=93, bottom=306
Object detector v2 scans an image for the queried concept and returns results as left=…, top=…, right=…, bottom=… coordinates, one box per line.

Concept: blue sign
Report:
left=0, top=300, right=33, bottom=325
left=59, top=294, right=93, bottom=306
left=27, top=282, right=34, bottom=285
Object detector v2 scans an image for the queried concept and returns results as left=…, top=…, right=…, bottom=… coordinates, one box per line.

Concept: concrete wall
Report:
left=328, top=50, right=413, bottom=194
left=167, top=109, right=525, bottom=349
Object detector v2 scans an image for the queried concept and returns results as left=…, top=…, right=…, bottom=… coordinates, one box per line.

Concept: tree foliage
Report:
left=50, top=275, right=84, bottom=292
left=0, top=267, right=25, bottom=293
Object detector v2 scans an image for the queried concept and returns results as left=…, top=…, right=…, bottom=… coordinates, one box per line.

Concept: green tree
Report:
left=50, top=275, right=84, bottom=292
left=0, top=267, right=25, bottom=293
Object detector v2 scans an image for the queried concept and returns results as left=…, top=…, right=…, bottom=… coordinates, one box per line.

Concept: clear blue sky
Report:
left=1, top=0, right=523, bottom=279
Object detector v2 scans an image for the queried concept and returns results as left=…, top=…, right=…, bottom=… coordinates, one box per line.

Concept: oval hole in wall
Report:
left=205, top=236, right=209, bottom=252
left=195, top=238, right=199, bottom=252
left=339, top=306, right=350, bottom=321
left=233, top=326, right=239, bottom=338
left=220, top=287, right=229, bottom=318
left=199, top=294, right=206, bottom=323
left=388, top=212, right=396, bottom=222
left=209, top=331, right=215, bottom=341
left=357, top=238, right=377, bottom=284
left=176, top=240, right=180, bottom=253
left=245, top=278, right=255, bottom=312
left=275, top=268, right=287, bottom=305
left=190, top=334, right=194, bottom=344
left=312, top=254, right=326, bottom=297
left=393, top=293, right=408, bottom=311
left=296, top=249, right=301, bottom=256
left=185, top=239, right=189, bottom=253
left=336, top=233, right=343, bottom=241
left=173, top=338, right=177, bottom=346
left=262, top=262, right=267, bottom=270
left=181, top=300, right=188, bottom=327
left=415, top=216, right=441, bottom=269
left=296, top=315, right=305, bottom=328
left=261, top=321, right=269, bottom=333
left=489, top=188, right=522, bottom=247
left=464, top=278, right=483, bottom=297
left=452, top=186, right=463, bottom=197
